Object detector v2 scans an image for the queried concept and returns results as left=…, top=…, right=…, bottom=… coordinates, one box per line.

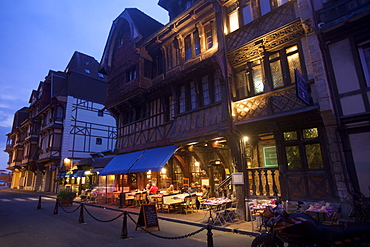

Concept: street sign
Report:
left=295, top=69, right=310, bottom=105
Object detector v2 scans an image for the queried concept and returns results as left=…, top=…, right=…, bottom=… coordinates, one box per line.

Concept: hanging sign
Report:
left=295, top=69, right=310, bottom=105
left=232, top=173, right=244, bottom=185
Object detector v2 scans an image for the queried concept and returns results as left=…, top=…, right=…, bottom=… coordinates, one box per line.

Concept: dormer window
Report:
left=84, top=69, right=90, bottom=74
left=98, top=73, right=104, bottom=79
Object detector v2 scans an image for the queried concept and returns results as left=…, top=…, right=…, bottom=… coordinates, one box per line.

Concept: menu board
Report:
left=135, top=204, right=160, bottom=231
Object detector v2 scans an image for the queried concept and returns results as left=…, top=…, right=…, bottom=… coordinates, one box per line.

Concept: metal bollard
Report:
left=37, top=195, right=42, bottom=209
left=119, top=192, right=126, bottom=208
left=79, top=204, right=85, bottom=224
left=53, top=199, right=59, bottom=215
left=120, top=211, right=128, bottom=239
left=207, top=224, right=214, bottom=247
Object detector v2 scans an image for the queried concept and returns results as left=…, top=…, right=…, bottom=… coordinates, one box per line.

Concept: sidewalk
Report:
left=9, top=189, right=259, bottom=236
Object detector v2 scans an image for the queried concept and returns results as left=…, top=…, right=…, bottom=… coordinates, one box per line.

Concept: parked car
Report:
left=0, top=180, right=6, bottom=186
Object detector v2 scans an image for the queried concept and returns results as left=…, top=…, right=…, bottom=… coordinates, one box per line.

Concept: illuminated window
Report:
left=205, top=23, right=213, bottom=50
left=277, top=0, right=289, bottom=7
left=269, top=52, right=284, bottom=89
left=234, top=44, right=303, bottom=100
left=252, top=60, right=264, bottom=94
left=228, top=10, right=239, bottom=33
left=236, top=71, right=249, bottom=99
left=194, top=29, right=201, bottom=56
left=283, top=127, right=324, bottom=170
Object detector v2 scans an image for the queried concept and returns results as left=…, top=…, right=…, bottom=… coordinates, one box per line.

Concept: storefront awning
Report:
left=73, top=170, right=86, bottom=177
left=128, top=145, right=178, bottom=173
left=100, top=150, right=145, bottom=176
left=57, top=172, right=66, bottom=178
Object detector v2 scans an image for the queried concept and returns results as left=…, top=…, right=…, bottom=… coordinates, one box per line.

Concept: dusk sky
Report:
left=0, top=1, right=169, bottom=171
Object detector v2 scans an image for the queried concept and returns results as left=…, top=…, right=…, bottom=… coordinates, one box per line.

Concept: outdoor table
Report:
left=202, top=198, right=231, bottom=224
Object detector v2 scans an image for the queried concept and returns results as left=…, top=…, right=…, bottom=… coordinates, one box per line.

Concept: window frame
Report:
left=175, top=72, right=220, bottom=114
left=234, top=43, right=304, bottom=100
left=281, top=127, right=325, bottom=171
left=358, top=40, right=370, bottom=87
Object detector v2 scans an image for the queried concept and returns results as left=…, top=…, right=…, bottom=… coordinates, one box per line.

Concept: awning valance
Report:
left=100, top=150, right=145, bottom=176
left=128, top=145, right=178, bottom=173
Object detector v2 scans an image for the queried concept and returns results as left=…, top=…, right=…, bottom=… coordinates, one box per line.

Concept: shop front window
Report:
left=285, top=145, right=302, bottom=169
left=283, top=127, right=324, bottom=170
left=190, top=157, right=202, bottom=184
left=172, top=159, right=183, bottom=190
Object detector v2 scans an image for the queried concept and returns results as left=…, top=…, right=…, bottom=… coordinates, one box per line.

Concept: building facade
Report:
left=5, top=52, right=116, bottom=192
left=98, top=0, right=362, bottom=218
left=314, top=0, right=370, bottom=198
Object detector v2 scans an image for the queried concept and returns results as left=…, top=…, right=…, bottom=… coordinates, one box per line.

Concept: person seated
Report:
left=166, top=184, right=175, bottom=194
left=201, top=185, right=209, bottom=199
left=143, top=183, right=151, bottom=193
left=188, top=183, right=198, bottom=194
left=149, top=183, right=159, bottom=195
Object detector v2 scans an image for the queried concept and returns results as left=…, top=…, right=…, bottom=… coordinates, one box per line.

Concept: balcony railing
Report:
left=247, top=167, right=280, bottom=197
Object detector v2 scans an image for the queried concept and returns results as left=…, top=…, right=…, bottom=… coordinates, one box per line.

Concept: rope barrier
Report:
left=84, top=205, right=125, bottom=222
left=126, top=212, right=207, bottom=240
left=59, top=203, right=81, bottom=214
left=42, top=198, right=212, bottom=244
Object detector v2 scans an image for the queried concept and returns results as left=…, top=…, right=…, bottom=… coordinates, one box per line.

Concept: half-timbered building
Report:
left=5, top=52, right=116, bottom=192
left=224, top=0, right=352, bottom=211
left=99, top=2, right=240, bottom=207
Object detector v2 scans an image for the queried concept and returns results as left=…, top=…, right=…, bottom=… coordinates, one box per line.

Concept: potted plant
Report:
left=57, top=190, right=76, bottom=206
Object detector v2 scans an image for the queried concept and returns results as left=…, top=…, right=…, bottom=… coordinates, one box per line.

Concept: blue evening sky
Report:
left=0, top=1, right=169, bottom=171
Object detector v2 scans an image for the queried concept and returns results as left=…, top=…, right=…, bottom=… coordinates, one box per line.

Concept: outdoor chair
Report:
left=247, top=201, right=262, bottom=231
left=213, top=203, right=227, bottom=226
left=181, top=197, right=193, bottom=214
left=190, top=195, right=197, bottom=212
left=225, top=201, right=237, bottom=222
left=140, top=192, right=148, bottom=205
left=134, top=193, right=141, bottom=207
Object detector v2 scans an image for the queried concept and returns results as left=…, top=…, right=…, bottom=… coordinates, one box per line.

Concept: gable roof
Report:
left=99, top=8, right=164, bottom=74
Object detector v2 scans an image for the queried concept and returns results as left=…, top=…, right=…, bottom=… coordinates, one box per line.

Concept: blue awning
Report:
left=57, top=172, right=66, bottom=178
left=73, top=170, right=86, bottom=177
left=100, top=150, right=145, bottom=176
left=128, top=145, right=178, bottom=173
